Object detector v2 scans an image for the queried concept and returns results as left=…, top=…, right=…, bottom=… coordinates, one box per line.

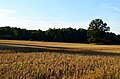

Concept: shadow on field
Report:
left=0, top=43, right=120, bottom=56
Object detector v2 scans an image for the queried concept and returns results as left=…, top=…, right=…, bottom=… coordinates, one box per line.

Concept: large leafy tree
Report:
left=87, top=19, right=110, bottom=44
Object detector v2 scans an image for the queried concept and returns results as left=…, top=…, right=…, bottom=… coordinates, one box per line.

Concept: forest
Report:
left=0, top=19, right=120, bottom=45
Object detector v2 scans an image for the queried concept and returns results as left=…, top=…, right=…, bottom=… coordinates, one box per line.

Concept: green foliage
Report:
left=45, top=27, right=87, bottom=43
left=0, top=21, right=120, bottom=45
left=88, top=19, right=110, bottom=32
left=87, top=19, right=111, bottom=44
left=0, top=26, right=87, bottom=43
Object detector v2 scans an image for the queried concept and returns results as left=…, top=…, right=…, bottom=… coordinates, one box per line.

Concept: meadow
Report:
left=0, top=40, right=120, bottom=79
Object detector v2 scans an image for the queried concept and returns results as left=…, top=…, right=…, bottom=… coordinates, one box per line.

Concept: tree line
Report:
left=0, top=19, right=120, bottom=45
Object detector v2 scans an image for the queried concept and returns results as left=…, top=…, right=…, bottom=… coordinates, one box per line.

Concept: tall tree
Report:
left=87, top=19, right=110, bottom=44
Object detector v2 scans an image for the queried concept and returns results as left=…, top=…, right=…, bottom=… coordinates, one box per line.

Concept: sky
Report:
left=0, top=0, right=120, bottom=34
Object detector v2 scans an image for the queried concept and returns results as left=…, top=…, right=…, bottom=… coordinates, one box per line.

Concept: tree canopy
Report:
left=0, top=19, right=120, bottom=45
left=88, top=19, right=110, bottom=32
left=87, top=19, right=112, bottom=44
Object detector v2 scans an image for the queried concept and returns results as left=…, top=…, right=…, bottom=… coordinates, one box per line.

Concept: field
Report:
left=0, top=40, right=120, bottom=79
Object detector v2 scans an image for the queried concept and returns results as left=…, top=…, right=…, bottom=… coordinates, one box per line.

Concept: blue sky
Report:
left=0, top=0, right=120, bottom=34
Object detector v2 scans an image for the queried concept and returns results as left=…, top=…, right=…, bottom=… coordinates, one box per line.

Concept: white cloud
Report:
left=0, top=8, right=88, bottom=30
left=0, top=9, right=17, bottom=26
left=7, top=20, right=88, bottom=31
left=0, top=8, right=88, bottom=31
left=113, top=7, right=120, bottom=13
left=0, top=9, right=16, bottom=13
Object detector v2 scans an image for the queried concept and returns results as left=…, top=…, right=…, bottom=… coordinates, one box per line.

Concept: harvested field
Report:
left=0, top=40, right=120, bottom=79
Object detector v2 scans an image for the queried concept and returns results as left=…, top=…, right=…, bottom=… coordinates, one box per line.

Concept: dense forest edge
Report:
left=0, top=19, right=120, bottom=45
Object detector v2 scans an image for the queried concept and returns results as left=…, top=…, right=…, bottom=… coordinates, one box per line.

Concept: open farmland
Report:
left=0, top=40, right=120, bottom=79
